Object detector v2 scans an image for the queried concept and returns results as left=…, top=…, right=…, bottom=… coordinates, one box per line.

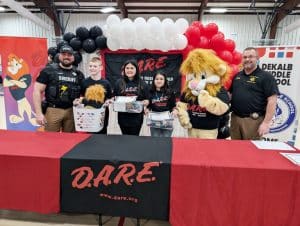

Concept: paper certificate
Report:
left=113, top=96, right=143, bottom=113
left=149, top=111, right=172, bottom=121
left=251, top=140, right=295, bottom=151
left=280, top=153, right=300, bottom=165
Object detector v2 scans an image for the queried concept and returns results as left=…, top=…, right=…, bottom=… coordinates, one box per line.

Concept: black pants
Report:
left=120, top=124, right=142, bottom=136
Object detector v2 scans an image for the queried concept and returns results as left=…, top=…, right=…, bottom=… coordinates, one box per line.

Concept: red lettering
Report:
left=71, top=161, right=161, bottom=190
left=188, top=104, right=206, bottom=112
left=138, top=60, right=144, bottom=73
left=93, top=165, right=115, bottom=187
left=144, top=58, right=156, bottom=71
left=156, top=56, right=167, bottom=69
left=113, top=163, right=136, bottom=185
left=137, top=57, right=168, bottom=73
left=71, top=166, right=94, bottom=189
left=136, top=162, right=160, bottom=183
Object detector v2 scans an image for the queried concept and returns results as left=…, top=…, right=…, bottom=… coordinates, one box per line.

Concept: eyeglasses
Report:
left=243, top=55, right=257, bottom=59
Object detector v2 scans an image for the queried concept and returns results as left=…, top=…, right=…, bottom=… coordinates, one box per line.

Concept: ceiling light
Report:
left=209, top=8, right=227, bottom=13
left=0, top=6, right=6, bottom=12
left=100, top=7, right=115, bottom=13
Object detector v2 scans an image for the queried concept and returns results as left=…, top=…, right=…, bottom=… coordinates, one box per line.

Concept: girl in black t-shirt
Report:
left=146, top=71, right=176, bottom=137
left=114, top=59, right=150, bottom=135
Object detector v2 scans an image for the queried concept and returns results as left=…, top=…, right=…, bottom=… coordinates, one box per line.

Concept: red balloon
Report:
left=182, top=45, right=195, bottom=59
left=216, top=31, right=224, bottom=39
left=232, top=51, right=242, bottom=65
left=185, top=26, right=201, bottom=46
left=191, top=21, right=204, bottom=35
left=203, top=23, right=218, bottom=38
left=229, top=64, right=240, bottom=77
left=210, top=33, right=225, bottom=51
left=218, top=50, right=233, bottom=64
left=224, top=39, right=236, bottom=52
left=197, top=36, right=210, bottom=49
left=223, top=79, right=232, bottom=91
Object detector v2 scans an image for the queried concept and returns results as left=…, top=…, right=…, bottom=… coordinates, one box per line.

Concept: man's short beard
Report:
left=61, top=61, right=73, bottom=67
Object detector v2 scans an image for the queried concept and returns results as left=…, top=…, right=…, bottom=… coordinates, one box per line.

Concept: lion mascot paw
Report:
left=178, top=49, right=231, bottom=139
left=176, top=102, right=192, bottom=129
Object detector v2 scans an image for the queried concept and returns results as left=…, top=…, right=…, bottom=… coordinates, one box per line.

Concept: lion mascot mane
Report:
left=177, top=49, right=230, bottom=139
left=82, top=84, right=106, bottom=109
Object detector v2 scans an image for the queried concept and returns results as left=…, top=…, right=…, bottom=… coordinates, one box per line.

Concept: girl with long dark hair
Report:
left=114, top=59, right=150, bottom=135
left=146, top=71, right=176, bottom=137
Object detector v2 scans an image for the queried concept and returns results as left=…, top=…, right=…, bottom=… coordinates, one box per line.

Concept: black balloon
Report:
left=217, top=113, right=230, bottom=139
left=76, top=26, right=89, bottom=40
left=95, top=36, right=107, bottom=49
left=53, top=53, right=60, bottom=63
left=57, top=40, right=69, bottom=51
left=63, top=32, right=76, bottom=42
left=69, top=37, right=82, bottom=51
left=82, top=38, right=96, bottom=53
left=73, top=51, right=82, bottom=66
left=217, top=126, right=230, bottom=139
left=47, top=46, right=57, bottom=58
left=89, top=26, right=103, bottom=39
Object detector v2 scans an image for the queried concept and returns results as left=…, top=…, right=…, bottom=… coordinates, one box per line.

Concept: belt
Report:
left=234, top=112, right=264, bottom=119
left=48, top=102, right=71, bottom=109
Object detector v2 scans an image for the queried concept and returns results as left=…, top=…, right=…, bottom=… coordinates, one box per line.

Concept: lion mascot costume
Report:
left=82, top=84, right=106, bottom=109
left=177, top=49, right=230, bottom=139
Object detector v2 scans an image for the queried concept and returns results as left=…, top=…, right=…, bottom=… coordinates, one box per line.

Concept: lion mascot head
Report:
left=181, top=48, right=230, bottom=100
left=176, top=48, right=230, bottom=139
left=82, top=84, right=106, bottom=109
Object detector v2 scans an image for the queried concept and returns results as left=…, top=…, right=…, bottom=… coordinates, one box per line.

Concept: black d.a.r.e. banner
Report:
left=60, top=134, right=172, bottom=220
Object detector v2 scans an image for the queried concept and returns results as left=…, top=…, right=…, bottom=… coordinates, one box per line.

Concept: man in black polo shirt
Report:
left=33, top=45, right=84, bottom=132
left=230, top=47, right=279, bottom=140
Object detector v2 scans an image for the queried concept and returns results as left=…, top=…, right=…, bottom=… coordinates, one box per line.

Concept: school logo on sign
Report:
left=270, top=93, right=296, bottom=133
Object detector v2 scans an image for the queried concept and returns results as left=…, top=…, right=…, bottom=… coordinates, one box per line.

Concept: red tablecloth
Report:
left=0, top=130, right=89, bottom=213
left=170, top=138, right=300, bottom=226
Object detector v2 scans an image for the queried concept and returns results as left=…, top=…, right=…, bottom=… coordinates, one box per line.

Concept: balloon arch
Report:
left=49, top=15, right=242, bottom=89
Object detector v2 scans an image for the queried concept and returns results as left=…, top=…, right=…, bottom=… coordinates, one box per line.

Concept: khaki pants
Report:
left=230, top=112, right=264, bottom=140
left=188, top=128, right=218, bottom=139
left=45, top=107, right=75, bottom=132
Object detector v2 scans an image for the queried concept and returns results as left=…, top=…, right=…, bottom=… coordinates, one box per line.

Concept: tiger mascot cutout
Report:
left=176, top=49, right=230, bottom=139
left=3, top=54, right=38, bottom=126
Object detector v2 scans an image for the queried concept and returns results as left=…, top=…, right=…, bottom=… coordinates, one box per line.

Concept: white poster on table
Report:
left=256, top=46, right=300, bottom=146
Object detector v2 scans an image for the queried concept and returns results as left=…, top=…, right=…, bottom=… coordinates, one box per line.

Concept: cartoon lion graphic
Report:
left=176, top=49, right=230, bottom=139
left=3, top=54, right=38, bottom=126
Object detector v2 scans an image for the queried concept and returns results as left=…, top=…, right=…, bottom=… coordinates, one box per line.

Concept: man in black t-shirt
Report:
left=33, top=46, right=84, bottom=132
left=230, top=47, right=279, bottom=140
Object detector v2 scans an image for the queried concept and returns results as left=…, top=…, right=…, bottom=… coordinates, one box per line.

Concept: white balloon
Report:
left=107, top=38, right=120, bottom=51
left=163, top=22, right=179, bottom=38
left=158, top=38, right=172, bottom=52
left=144, top=37, right=156, bottom=50
left=133, top=39, right=144, bottom=51
left=102, top=24, right=109, bottom=37
left=134, top=17, right=146, bottom=25
left=106, top=15, right=121, bottom=27
left=147, top=16, right=161, bottom=25
left=149, top=21, right=163, bottom=37
left=108, top=23, right=121, bottom=38
left=134, top=17, right=147, bottom=34
left=121, top=18, right=133, bottom=26
left=174, top=34, right=188, bottom=50
left=138, top=23, right=151, bottom=37
left=175, top=18, right=189, bottom=34
left=122, top=22, right=136, bottom=37
left=162, top=18, right=174, bottom=27
left=120, top=37, right=133, bottom=49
